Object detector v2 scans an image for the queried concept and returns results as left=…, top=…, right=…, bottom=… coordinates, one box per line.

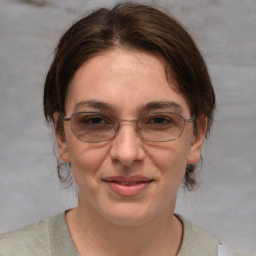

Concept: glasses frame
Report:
left=61, top=111, right=195, bottom=143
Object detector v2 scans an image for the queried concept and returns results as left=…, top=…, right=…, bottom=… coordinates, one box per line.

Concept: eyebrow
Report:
left=73, top=100, right=115, bottom=112
left=73, top=100, right=183, bottom=114
left=142, top=101, right=184, bottom=114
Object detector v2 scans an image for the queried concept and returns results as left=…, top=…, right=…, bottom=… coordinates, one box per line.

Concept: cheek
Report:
left=63, top=124, right=106, bottom=172
left=147, top=141, right=191, bottom=185
left=149, top=142, right=189, bottom=171
left=66, top=139, right=111, bottom=182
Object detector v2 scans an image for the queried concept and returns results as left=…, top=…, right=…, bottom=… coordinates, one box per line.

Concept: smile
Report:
left=115, top=181, right=148, bottom=186
left=103, top=176, right=153, bottom=196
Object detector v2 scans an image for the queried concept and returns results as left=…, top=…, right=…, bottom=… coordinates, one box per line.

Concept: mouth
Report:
left=112, top=181, right=150, bottom=186
left=102, top=176, right=153, bottom=196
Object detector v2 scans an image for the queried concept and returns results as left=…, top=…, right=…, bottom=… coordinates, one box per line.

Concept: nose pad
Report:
left=113, top=121, right=139, bottom=140
left=110, top=124, right=145, bottom=167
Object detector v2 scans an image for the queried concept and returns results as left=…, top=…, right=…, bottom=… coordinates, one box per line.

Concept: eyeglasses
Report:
left=62, top=111, right=194, bottom=143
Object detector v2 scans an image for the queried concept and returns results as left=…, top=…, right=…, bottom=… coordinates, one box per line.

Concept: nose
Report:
left=109, top=124, right=145, bottom=167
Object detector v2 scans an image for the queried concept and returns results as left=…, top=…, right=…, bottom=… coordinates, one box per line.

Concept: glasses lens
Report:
left=139, top=113, right=185, bottom=142
left=70, top=112, right=117, bottom=142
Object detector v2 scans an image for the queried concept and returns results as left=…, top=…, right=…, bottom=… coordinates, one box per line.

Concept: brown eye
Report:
left=145, top=116, right=172, bottom=125
left=81, top=116, right=111, bottom=124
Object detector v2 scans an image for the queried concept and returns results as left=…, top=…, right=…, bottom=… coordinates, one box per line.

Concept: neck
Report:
left=66, top=204, right=183, bottom=256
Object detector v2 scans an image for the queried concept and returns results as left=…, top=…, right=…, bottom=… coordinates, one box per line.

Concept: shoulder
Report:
left=176, top=215, right=255, bottom=256
left=0, top=214, right=64, bottom=256
left=177, top=214, right=219, bottom=256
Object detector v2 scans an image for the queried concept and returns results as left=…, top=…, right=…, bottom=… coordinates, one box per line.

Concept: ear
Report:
left=187, top=116, right=207, bottom=164
left=53, top=112, right=70, bottom=162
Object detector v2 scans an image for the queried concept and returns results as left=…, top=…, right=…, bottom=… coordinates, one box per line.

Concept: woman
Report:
left=0, top=2, right=250, bottom=256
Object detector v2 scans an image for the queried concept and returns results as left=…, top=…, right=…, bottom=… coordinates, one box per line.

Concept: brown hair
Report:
left=43, top=2, right=215, bottom=190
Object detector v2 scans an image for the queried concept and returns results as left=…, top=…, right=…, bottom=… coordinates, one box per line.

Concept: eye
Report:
left=140, top=113, right=178, bottom=130
left=83, top=115, right=111, bottom=124
left=144, top=115, right=174, bottom=125
left=71, top=113, right=116, bottom=134
left=145, top=116, right=172, bottom=125
left=72, top=113, right=115, bottom=129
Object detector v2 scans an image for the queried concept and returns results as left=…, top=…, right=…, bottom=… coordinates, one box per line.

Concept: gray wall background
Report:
left=0, top=0, right=255, bottom=253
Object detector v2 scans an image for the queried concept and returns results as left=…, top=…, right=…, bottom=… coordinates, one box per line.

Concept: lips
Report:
left=114, top=181, right=147, bottom=186
left=103, top=176, right=153, bottom=196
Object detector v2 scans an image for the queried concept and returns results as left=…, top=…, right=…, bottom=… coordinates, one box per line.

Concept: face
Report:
left=56, top=49, right=206, bottom=226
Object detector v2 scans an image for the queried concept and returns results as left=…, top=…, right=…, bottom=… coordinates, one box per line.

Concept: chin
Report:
left=100, top=203, right=159, bottom=227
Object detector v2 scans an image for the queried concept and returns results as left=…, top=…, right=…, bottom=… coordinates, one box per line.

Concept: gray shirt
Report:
left=0, top=212, right=236, bottom=256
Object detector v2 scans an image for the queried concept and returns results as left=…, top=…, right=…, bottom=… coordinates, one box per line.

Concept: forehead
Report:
left=66, top=49, right=190, bottom=115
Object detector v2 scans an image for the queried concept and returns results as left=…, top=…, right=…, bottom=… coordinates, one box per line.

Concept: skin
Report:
left=55, top=49, right=207, bottom=256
